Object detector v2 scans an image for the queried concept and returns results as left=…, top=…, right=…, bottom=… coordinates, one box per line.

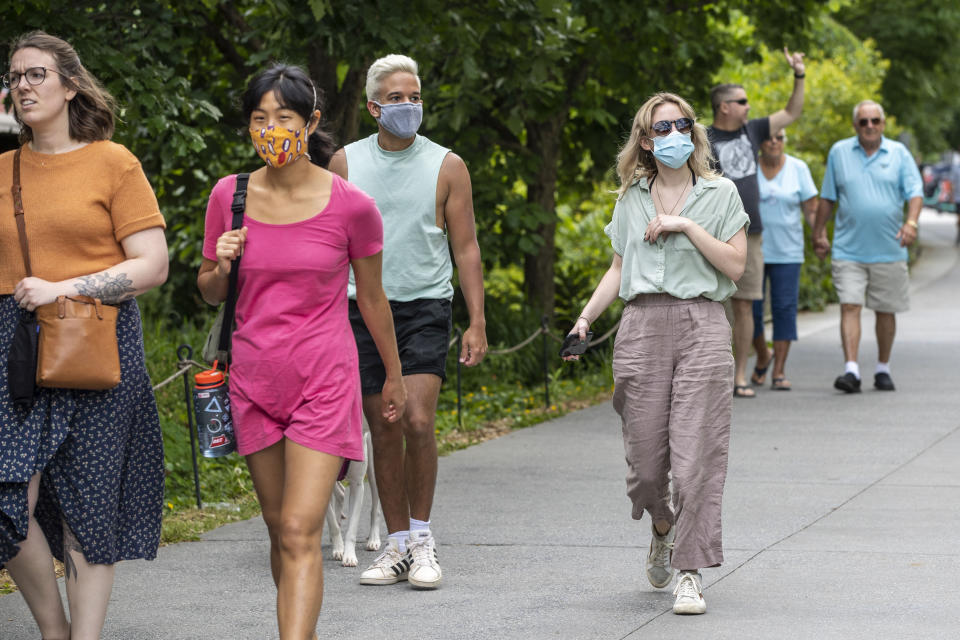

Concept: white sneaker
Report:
left=646, top=524, right=675, bottom=588
left=359, top=538, right=410, bottom=585
left=407, top=531, right=441, bottom=589
left=672, top=571, right=706, bottom=615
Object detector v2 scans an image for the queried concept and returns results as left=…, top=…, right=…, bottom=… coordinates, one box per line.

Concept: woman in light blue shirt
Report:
left=750, top=129, right=818, bottom=390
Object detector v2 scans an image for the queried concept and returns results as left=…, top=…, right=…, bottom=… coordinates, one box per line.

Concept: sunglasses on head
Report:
left=725, top=98, right=749, bottom=105
left=858, top=117, right=882, bottom=127
left=650, top=117, right=694, bottom=136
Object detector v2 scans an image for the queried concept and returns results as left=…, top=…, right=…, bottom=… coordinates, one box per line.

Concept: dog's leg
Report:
left=363, top=429, right=383, bottom=551
left=327, top=481, right=346, bottom=561
left=340, top=459, right=366, bottom=567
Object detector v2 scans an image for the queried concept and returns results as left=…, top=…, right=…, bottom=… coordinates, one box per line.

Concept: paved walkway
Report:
left=3, top=210, right=959, bottom=639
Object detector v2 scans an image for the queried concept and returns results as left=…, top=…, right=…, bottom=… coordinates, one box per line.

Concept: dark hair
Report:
left=709, top=83, right=744, bottom=114
left=241, top=63, right=336, bottom=168
left=9, top=30, right=115, bottom=143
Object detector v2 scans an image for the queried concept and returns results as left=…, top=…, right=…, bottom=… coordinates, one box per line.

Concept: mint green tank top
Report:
left=345, top=134, right=453, bottom=301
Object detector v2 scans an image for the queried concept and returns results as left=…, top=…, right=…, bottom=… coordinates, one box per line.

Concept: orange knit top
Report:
left=0, top=141, right=165, bottom=294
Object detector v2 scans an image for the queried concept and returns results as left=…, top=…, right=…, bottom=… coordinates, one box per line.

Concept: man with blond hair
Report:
left=330, top=54, right=487, bottom=589
left=708, top=48, right=807, bottom=398
left=813, top=100, right=922, bottom=393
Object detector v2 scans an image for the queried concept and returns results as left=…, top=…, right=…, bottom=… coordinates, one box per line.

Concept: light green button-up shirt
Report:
left=605, top=175, right=749, bottom=302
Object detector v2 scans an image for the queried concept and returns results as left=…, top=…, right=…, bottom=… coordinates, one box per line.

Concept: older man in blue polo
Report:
left=813, top=100, right=922, bottom=393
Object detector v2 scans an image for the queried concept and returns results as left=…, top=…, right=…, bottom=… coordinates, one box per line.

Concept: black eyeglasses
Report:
left=725, top=98, right=749, bottom=105
left=2, top=66, right=68, bottom=90
left=858, top=117, right=882, bottom=127
left=768, top=135, right=785, bottom=142
left=650, top=118, right=694, bottom=136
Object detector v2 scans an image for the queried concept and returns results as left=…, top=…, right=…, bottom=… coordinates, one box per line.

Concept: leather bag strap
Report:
left=217, top=173, right=250, bottom=354
left=11, top=148, right=32, bottom=277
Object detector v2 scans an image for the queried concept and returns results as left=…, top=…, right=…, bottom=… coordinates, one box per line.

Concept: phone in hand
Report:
left=559, top=331, right=593, bottom=358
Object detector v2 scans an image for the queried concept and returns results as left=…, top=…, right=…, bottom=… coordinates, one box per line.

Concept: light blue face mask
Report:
left=374, top=101, right=423, bottom=139
left=653, top=131, right=695, bottom=169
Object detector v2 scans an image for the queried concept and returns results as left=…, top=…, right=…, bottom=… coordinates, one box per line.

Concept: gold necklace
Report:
left=654, top=176, right=690, bottom=217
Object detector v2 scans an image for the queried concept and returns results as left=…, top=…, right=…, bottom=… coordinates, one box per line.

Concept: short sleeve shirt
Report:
left=604, top=175, right=749, bottom=302
left=202, top=173, right=383, bottom=459
left=757, top=154, right=818, bottom=264
left=708, top=117, right=770, bottom=234
left=0, top=141, right=165, bottom=293
left=820, top=136, right=923, bottom=263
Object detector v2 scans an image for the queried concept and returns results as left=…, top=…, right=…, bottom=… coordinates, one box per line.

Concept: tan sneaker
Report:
left=646, top=524, right=675, bottom=588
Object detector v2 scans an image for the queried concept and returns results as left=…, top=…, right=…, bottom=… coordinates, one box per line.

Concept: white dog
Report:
left=327, top=425, right=382, bottom=567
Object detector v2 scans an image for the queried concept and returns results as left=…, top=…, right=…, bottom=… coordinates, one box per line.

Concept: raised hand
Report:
left=784, top=47, right=806, bottom=76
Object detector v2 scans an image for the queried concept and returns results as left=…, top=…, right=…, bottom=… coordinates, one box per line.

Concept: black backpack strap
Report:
left=217, top=173, right=250, bottom=361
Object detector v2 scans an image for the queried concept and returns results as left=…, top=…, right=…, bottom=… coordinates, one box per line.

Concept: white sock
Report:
left=409, top=518, right=431, bottom=534
left=876, top=362, right=891, bottom=375
left=844, top=361, right=860, bottom=379
left=390, top=530, right=409, bottom=553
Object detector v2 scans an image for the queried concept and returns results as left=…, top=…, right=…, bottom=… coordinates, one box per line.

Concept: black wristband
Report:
left=794, top=73, right=805, bottom=79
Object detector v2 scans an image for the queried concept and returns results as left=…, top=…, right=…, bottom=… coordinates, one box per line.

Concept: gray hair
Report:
left=365, top=54, right=420, bottom=102
left=852, top=100, right=885, bottom=122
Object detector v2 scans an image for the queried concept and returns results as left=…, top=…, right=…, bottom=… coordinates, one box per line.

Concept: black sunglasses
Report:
left=858, top=117, right=882, bottom=127
left=768, top=134, right=785, bottom=142
left=725, top=98, right=749, bottom=105
left=650, top=118, right=694, bottom=136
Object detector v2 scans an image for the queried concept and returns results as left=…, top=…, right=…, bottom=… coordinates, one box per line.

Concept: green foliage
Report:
left=837, top=0, right=960, bottom=153
left=142, top=311, right=255, bottom=511
left=553, top=185, right=623, bottom=332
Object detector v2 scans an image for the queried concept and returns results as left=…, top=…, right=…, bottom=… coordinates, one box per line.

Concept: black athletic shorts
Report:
left=348, top=298, right=453, bottom=396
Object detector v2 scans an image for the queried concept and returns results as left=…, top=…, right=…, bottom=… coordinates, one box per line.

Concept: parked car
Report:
left=920, top=161, right=957, bottom=213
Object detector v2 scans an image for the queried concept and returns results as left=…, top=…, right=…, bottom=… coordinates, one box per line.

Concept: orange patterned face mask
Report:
left=249, top=125, right=309, bottom=168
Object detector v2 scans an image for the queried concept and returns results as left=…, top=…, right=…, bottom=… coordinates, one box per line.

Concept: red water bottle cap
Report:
left=194, top=368, right=224, bottom=388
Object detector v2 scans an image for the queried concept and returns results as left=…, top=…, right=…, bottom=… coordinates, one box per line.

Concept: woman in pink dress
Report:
left=197, top=64, right=406, bottom=639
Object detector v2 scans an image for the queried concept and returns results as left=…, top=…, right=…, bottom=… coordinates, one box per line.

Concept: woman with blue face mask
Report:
left=564, top=92, right=748, bottom=616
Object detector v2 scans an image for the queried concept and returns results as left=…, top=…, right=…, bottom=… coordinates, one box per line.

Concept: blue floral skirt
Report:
left=0, top=294, right=164, bottom=566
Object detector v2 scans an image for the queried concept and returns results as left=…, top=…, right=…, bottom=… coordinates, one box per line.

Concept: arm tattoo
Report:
left=62, top=521, right=84, bottom=582
left=74, top=272, right=135, bottom=303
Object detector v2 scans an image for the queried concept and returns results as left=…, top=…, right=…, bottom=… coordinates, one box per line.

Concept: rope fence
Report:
left=156, top=317, right=620, bottom=509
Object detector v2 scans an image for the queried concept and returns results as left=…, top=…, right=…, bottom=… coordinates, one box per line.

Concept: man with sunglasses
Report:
left=812, top=100, right=922, bottom=394
left=707, top=47, right=807, bottom=398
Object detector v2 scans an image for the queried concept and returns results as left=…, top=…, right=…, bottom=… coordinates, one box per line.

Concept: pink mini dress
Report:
left=202, top=173, right=383, bottom=457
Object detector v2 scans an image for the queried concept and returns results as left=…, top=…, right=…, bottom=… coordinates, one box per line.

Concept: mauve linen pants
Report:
left=612, top=294, right=733, bottom=570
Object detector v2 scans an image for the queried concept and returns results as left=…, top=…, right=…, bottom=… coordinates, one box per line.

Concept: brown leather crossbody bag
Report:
left=11, top=148, right=121, bottom=391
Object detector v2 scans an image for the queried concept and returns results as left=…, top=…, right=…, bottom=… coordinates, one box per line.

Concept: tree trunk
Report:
left=523, top=115, right=566, bottom=319
left=308, top=51, right=366, bottom=146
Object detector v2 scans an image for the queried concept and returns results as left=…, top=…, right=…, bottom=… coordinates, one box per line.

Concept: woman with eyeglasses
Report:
left=197, top=63, right=405, bottom=639
left=0, top=31, right=168, bottom=639
left=564, top=92, right=748, bottom=615
left=749, top=129, right=818, bottom=390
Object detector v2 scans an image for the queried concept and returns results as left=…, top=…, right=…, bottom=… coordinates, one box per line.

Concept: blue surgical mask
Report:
left=653, top=131, right=695, bottom=169
left=374, top=102, right=423, bottom=139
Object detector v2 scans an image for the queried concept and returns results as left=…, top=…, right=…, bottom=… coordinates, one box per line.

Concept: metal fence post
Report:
left=541, top=315, right=550, bottom=410
left=178, top=344, right=203, bottom=510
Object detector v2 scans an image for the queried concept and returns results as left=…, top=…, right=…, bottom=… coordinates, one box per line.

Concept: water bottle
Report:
left=193, top=368, right=236, bottom=458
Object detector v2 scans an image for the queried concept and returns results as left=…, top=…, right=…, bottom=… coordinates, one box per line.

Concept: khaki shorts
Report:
left=731, top=233, right=764, bottom=301
left=831, top=259, right=909, bottom=313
